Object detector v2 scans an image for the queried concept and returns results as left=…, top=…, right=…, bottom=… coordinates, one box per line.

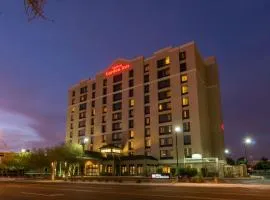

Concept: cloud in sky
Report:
left=0, top=108, right=43, bottom=152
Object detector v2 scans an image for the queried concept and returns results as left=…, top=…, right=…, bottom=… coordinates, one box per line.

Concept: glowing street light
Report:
left=84, top=137, right=89, bottom=144
left=21, top=148, right=26, bottom=153
left=244, top=137, right=252, bottom=144
left=174, top=126, right=182, bottom=172
left=174, top=126, right=181, bottom=133
left=224, top=149, right=230, bottom=155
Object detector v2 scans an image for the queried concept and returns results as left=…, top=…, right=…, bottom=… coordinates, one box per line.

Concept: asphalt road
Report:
left=0, top=182, right=270, bottom=200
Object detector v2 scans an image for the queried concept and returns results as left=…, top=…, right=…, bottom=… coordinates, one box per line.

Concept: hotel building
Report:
left=66, top=41, right=225, bottom=175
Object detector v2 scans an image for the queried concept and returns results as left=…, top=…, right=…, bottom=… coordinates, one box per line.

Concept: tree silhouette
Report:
left=24, top=0, right=53, bottom=22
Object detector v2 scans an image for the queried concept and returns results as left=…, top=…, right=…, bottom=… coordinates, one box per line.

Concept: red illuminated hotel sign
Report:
left=105, top=63, right=131, bottom=77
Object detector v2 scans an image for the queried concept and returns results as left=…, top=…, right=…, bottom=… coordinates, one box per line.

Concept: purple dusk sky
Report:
left=0, top=0, right=269, bottom=159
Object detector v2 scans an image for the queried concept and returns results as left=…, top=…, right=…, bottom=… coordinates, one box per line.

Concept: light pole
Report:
left=83, top=137, right=89, bottom=151
left=174, top=126, right=181, bottom=171
left=243, top=137, right=252, bottom=163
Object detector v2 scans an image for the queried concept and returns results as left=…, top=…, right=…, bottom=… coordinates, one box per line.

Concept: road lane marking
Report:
left=21, top=192, right=64, bottom=197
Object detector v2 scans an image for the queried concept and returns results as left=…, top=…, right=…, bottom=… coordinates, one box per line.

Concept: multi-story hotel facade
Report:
left=66, top=41, right=225, bottom=175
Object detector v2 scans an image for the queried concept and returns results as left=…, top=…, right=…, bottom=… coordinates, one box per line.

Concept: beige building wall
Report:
left=66, top=41, right=225, bottom=166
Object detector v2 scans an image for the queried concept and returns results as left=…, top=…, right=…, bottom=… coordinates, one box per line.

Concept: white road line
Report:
left=21, top=192, right=64, bottom=197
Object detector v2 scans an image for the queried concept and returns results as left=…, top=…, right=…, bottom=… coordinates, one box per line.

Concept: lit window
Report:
left=103, top=106, right=107, bottom=113
left=159, top=104, right=163, bottom=111
left=129, top=130, right=135, bottom=138
left=182, top=97, right=189, bottom=106
left=165, top=56, right=170, bottom=65
left=181, top=74, right=188, bottom=83
left=181, top=85, right=188, bottom=94
left=72, top=107, right=75, bottom=112
left=129, top=99, right=135, bottom=107
left=145, top=139, right=151, bottom=148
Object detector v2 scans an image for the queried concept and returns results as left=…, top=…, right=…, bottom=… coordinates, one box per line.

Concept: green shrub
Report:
left=177, top=167, right=198, bottom=177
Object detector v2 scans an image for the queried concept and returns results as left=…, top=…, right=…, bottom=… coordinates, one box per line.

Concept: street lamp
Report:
left=243, top=137, right=252, bottom=163
left=21, top=148, right=26, bottom=153
left=224, top=149, right=230, bottom=155
left=174, top=126, right=181, bottom=170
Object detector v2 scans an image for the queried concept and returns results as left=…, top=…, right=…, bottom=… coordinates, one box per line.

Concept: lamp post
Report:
left=174, top=126, right=181, bottom=170
left=243, top=137, right=252, bottom=163
left=224, top=149, right=230, bottom=155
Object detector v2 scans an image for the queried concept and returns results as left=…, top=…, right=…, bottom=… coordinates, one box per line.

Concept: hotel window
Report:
left=158, top=79, right=170, bottom=90
left=158, top=90, right=171, bottom=100
left=79, top=112, right=86, bottom=119
left=71, top=107, right=76, bottom=113
left=112, top=122, right=122, bottom=131
left=184, top=147, right=192, bottom=158
left=102, top=135, right=106, bottom=143
left=102, top=125, right=106, bottom=133
left=78, top=120, right=86, bottom=128
left=129, top=165, right=135, bottom=175
left=181, top=74, right=188, bottom=83
left=129, top=99, right=135, bottom=107
left=102, top=97, right=107, bottom=104
left=144, top=74, right=149, bottom=83
left=113, top=83, right=122, bottom=92
left=158, top=101, right=171, bottom=112
left=112, top=132, right=122, bottom=141
left=80, top=94, right=87, bottom=102
left=92, top=83, right=96, bottom=90
left=144, top=64, right=149, bottom=73
left=80, top=86, right=87, bottom=94
left=91, top=108, right=95, bottom=116
left=129, top=120, right=134, bottom=128
left=129, top=69, right=134, bottom=78
left=144, top=95, right=150, bottom=104
left=184, top=135, right=191, bottom=145
left=157, top=56, right=170, bottom=68
left=90, top=127, right=94, bottom=135
left=137, top=164, right=143, bottom=175
left=160, top=137, right=173, bottom=147
left=72, top=91, right=75, bottom=97
left=144, top=84, right=149, bottom=93
left=129, top=79, right=134, bottom=87
left=70, top=132, right=73, bottom=138
left=182, top=97, right=189, bottom=107
left=160, top=149, right=173, bottom=159
left=92, top=92, right=95, bottom=98
left=180, top=63, right=187, bottom=72
left=145, top=138, right=151, bottom=148
left=181, top=85, right=188, bottom=95
left=103, top=88, right=107, bottom=95
left=183, top=110, right=190, bottom=119
left=144, top=106, right=150, bottom=115
left=71, top=99, right=75, bottom=105
left=159, top=113, right=172, bottom=123
left=91, top=101, right=95, bottom=107
left=129, top=109, right=134, bottom=118
left=183, top=122, right=191, bottom=132
left=179, top=51, right=186, bottom=61
left=112, top=112, right=122, bottom=121
left=79, top=103, right=87, bottom=111
left=78, top=129, right=85, bottom=137
left=128, top=141, right=134, bottom=150
left=102, top=106, right=107, bottom=113
left=121, top=165, right=127, bottom=174
left=70, top=123, right=73, bottom=129
left=70, top=114, right=74, bottom=121
left=145, top=117, right=150, bottom=125
left=145, top=128, right=150, bottom=137
left=113, top=102, right=122, bottom=111
left=113, top=74, right=122, bottom=83
left=103, top=79, right=107, bottom=86
left=91, top=118, right=94, bottom=125
left=159, top=125, right=172, bottom=135
left=129, top=130, right=135, bottom=139
left=129, top=89, right=134, bottom=97
left=113, top=92, right=122, bottom=101
left=157, top=68, right=170, bottom=79
left=102, top=115, right=106, bottom=123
